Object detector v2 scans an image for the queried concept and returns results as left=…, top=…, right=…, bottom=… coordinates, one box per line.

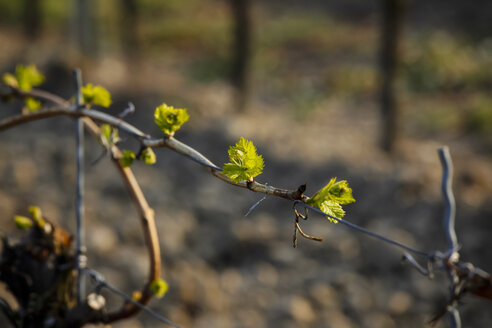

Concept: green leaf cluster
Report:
left=154, top=103, right=189, bottom=135
left=2, top=65, right=45, bottom=112
left=100, top=124, right=120, bottom=148
left=14, top=215, right=33, bottom=230
left=139, top=147, right=156, bottom=165
left=25, top=97, right=42, bottom=111
left=13, top=205, right=46, bottom=230
left=150, top=278, right=169, bottom=298
left=119, top=150, right=136, bottom=167
left=82, top=83, right=112, bottom=108
left=2, top=64, right=44, bottom=91
left=223, top=137, right=264, bottom=183
left=306, top=178, right=355, bottom=223
left=118, top=147, right=157, bottom=168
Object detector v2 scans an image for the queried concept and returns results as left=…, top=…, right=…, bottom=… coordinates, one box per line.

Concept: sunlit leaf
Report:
left=14, top=215, right=33, bottom=230
left=223, top=137, right=264, bottom=183
left=154, top=103, right=189, bottom=135
left=16, top=64, right=44, bottom=91
left=139, top=147, right=156, bottom=165
left=25, top=97, right=42, bottom=111
left=2, top=65, right=44, bottom=92
left=82, top=83, right=112, bottom=108
left=100, top=124, right=120, bottom=148
left=28, top=205, right=45, bottom=228
left=2, top=73, right=18, bottom=88
left=319, top=200, right=344, bottom=223
left=306, top=177, right=355, bottom=223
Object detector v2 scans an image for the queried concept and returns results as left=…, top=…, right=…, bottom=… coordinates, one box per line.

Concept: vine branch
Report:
left=81, top=118, right=161, bottom=323
left=0, top=87, right=431, bottom=259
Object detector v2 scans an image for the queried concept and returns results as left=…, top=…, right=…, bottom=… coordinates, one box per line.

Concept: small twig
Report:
left=295, top=220, right=323, bottom=243
left=84, top=269, right=179, bottom=328
left=293, top=218, right=298, bottom=248
left=12, top=87, right=69, bottom=105
left=293, top=203, right=308, bottom=220
left=118, top=102, right=135, bottom=118
left=74, top=69, right=86, bottom=305
left=292, top=205, right=322, bottom=247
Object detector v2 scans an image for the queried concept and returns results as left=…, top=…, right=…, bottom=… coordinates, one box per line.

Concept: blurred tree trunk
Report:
left=379, top=0, right=407, bottom=153
left=73, top=0, right=98, bottom=58
left=119, top=0, right=140, bottom=60
left=23, top=0, right=42, bottom=40
left=230, top=0, right=252, bottom=111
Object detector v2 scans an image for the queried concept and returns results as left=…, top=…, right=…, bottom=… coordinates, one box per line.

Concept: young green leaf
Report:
left=100, top=124, right=112, bottom=145
left=150, top=278, right=169, bottom=298
left=16, top=64, right=44, bottom=91
left=2, top=64, right=44, bottom=92
left=82, top=83, right=112, bottom=108
left=306, top=177, right=355, bottom=223
left=2, top=73, right=18, bottom=88
left=28, top=205, right=41, bottom=219
left=25, top=97, right=42, bottom=111
left=318, top=200, right=345, bottom=223
left=223, top=137, right=264, bottom=183
left=99, top=124, right=120, bottom=148
left=311, top=177, right=355, bottom=205
left=139, top=147, right=156, bottom=165
left=119, top=150, right=136, bottom=167
left=154, top=103, right=189, bottom=135
left=14, top=215, right=33, bottom=230
left=25, top=205, right=46, bottom=228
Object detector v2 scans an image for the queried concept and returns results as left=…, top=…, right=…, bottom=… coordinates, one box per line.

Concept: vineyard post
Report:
left=74, top=68, right=87, bottom=304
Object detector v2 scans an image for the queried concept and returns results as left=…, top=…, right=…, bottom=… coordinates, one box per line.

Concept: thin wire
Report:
left=295, top=201, right=430, bottom=257
left=402, top=253, right=430, bottom=276
left=84, top=269, right=180, bottom=328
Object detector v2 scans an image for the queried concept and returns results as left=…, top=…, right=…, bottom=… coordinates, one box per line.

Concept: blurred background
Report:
left=0, top=0, right=491, bottom=327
